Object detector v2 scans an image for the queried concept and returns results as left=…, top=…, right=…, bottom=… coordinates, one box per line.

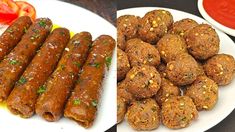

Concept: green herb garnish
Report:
left=23, top=27, right=27, bottom=33
left=18, top=77, right=27, bottom=85
left=73, top=62, right=81, bottom=68
left=37, top=85, right=46, bottom=94
left=9, top=59, right=19, bottom=65
left=91, top=100, right=98, bottom=107
left=30, top=34, right=40, bottom=41
left=73, top=98, right=81, bottom=105
left=38, top=20, right=46, bottom=27
left=105, top=56, right=112, bottom=68
left=7, top=29, right=13, bottom=33
left=89, top=62, right=100, bottom=68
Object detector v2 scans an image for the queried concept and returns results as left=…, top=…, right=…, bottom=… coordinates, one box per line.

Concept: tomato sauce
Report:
left=203, top=0, right=235, bottom=29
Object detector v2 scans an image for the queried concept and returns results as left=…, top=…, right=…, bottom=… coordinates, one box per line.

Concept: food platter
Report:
left=0, top=0, right=116, bottom=132
left=117, top=7, right=235, bottom=132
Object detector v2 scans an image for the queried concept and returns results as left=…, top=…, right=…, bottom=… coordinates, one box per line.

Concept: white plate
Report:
left=0, top=0, right=116, bottom=132
left=198, top=0, right=235, bottom=37
left=117, top=7, right=235, bottom=132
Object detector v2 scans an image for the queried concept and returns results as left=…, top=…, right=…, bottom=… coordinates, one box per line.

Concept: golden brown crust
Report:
left=157, top=34, right=187, bottom=63
left=155, top=78, right=180, bottom=106
left=203, top=54, right=235, bottom=85
left=35, top=32, right=92, bottom=122
left=168, top=18, right=198, bottom=37
left=64, top=35, right=115, bottom=128
left=185, top=24, right=220, bottom=60
left=117, top=15, right=140, bottom=40
left=0, top=18, right=52, bottom=102
left=126, top=98, right=160, bottom=130
left=138, top=10, right=169, bottom=44
left=126, top=38, right=160, bottom=67
left=117, top=48, right=130, bottom=81
left=166, top=53, right=199, bottom=86
left=6, top=28, right=70, bottom=118
left=185, top=76, right=218, bottom=111
left=125, top=65, right=161, bottom=99
left=117, top=96, right=127, bottom=124
left=161, top=96, right=198, bottom=129
left=0, top=16, right=32, bottom=60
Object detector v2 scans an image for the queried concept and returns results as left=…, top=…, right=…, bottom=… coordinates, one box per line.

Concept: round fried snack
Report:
left=125, top=65, right=161, bottom=99
left=169, top=18, right=198, bottom=37
left=138, top=10, right=169, bottom=44
left=126, top=98, right=160, bottom=131
left=166, top=53, right=199, bottom=86
left=117, top=96, right=127, bottom=124
left=155, top=78, right=180, bottom=106
left=117, top=48, right=130, bottom=81
left=117, top=15, right=140, bottom=40
left=204, top=54, right=235, bottom=85
left=185, top=76, right=218, bottom=111
left=126, top=38, right=160, bottom=67
left=161, top=96, right=198, bottom=129
left=185, top=24, right=220, bottom=60
left=157, top=34, right=187, bottom=63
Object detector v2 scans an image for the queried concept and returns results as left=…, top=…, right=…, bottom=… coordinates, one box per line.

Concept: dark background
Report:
left=116, top=0, right=235, bottom=132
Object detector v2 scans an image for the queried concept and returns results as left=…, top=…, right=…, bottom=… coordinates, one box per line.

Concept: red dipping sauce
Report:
left=203, top=0, right=235, bottom=29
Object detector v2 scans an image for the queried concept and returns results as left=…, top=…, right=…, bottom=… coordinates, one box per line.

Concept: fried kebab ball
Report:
left=125, top=65, right=161, bottom=99
left=185, top=76, right=218, bottom=111
left=125, top=38, right=160, bottom=67
left=203, top=54, right=235, bottom=85
left=138, top=9, right=173, bottom=44
left=185, top=24, right=220, bottom=60
left=126, top=98, right=161, bottom=130
left=161, top=96, right=198, bottom=129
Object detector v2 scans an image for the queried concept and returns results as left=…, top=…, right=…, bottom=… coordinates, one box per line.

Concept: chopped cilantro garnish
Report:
left=37, top=85, right=46, bottom=94
left=7, top=29, right=13, bottom=33
left=89, top=62, right=100, bottom=68
left=23, top=27, right=27, bottom=33
left=73, top=62, right=81, bottom=68
left=73, top=98, right=81, bottom=105
left=105, top=56, right=112, bottom=68
left=91, top=100, right=98, bottom=107
left=39, top=20, right=46, bottom=27
left=18, top=77, right=27, bottom=85
left=9, top=60, right=19, bottom=65
left=30, top=34, right=40, bottom=41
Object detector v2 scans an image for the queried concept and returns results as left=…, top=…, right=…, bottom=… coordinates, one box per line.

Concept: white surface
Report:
left=0, top=0, right=116, bottom=132
left=117, top=7, right=235, bottom=132
left=198, top=0, right=235, bottom=37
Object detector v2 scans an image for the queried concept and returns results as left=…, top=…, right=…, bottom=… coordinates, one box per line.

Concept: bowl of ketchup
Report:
left=198, top=0, right=235, bottom=37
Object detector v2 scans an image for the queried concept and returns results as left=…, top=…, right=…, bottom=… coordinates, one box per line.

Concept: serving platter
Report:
left=117, top=7, right=235, bottom=132
left=0, top=0, right=116, bottom=132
